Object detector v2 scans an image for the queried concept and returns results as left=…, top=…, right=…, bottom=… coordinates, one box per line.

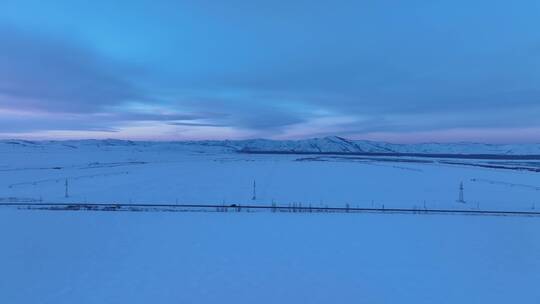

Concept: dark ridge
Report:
left=238, top=150, right=540, bottom=160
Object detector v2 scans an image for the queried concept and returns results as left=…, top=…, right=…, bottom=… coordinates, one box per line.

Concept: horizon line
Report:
left=1, top=136, right=539, bottom=146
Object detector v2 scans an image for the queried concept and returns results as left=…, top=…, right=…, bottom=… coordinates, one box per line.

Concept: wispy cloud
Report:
left=0, top=25, right=142, bottom=113
left=1, top=0, right=540, bottom=142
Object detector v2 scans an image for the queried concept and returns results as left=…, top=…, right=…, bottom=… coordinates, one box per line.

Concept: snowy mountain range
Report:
left=2, top=136, right=540, bottom=155
left=226, top=136, right=540, bottom=155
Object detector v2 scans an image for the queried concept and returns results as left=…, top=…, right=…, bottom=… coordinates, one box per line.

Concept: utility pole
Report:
left=65, top=179, right=69, bottom=198
left=457, top=182, right=465, bottom=203
left=252, top=180, right=257, bottom=201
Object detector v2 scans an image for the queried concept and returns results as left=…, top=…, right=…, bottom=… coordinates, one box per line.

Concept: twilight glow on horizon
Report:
left=1, top=0, right=539, bottom=143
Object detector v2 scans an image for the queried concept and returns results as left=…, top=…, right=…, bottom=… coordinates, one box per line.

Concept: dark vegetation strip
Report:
left=240, top=150, right=540, bottom=160
left=439, top=161, right=540, bottom=172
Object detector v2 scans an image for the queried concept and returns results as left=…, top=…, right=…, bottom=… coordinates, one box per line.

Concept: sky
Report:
left=0, top=0, right=539, bottom=143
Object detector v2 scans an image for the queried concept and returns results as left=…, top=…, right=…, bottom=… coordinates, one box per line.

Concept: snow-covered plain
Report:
left=1, top=139, right=539, bottom=210
left=1, top=138, right=539, bottom=303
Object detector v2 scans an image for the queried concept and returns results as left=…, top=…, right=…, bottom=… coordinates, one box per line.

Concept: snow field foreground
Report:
left=1, top=142, right=539, bottom=303
left=0, top=210, right=539, bottom=304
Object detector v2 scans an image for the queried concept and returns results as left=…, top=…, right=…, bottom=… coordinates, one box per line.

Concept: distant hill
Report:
left=2, top=136, right=540, bottom=155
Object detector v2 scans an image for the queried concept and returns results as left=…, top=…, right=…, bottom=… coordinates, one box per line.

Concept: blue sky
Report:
left=0, top=0, right=539, bottom=142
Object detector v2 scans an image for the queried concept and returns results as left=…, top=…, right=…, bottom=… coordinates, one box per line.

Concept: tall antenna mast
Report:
left=65, top=179, right=69, bottom=198
left=252, top=180, right=256, bottom=201
left=457, top=181, right=465, bottom=203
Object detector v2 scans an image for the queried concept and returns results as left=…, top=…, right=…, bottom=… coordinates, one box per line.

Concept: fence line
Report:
left=1, top=202, right=539, bottom=217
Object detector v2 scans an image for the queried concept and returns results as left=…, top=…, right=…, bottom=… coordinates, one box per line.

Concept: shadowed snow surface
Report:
left=0, top=211, right=539, bottom=304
